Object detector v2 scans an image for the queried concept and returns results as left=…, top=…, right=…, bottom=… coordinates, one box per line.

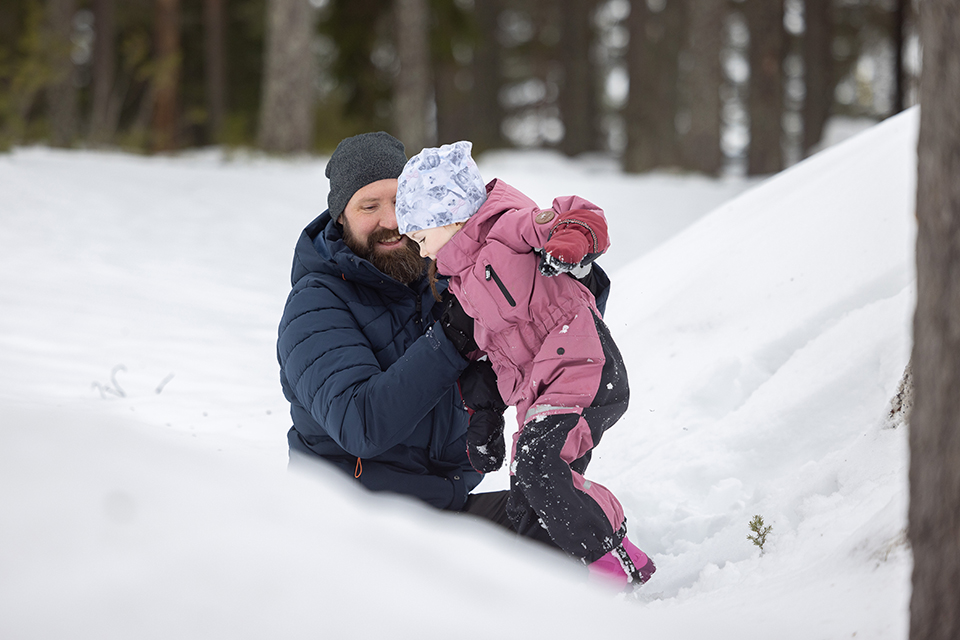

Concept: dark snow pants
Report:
left=506, top=312, right=630, bottom=564
left=461, top=490, right=561, bottom=550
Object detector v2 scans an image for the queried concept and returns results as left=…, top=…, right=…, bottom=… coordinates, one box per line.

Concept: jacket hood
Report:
left=437, top=178, right=538, bottom=276
left=290, top=211, right=337, bottom=285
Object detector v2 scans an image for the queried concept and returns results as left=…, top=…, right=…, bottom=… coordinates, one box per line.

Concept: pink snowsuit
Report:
left=436, top=178, right=631, bottom=563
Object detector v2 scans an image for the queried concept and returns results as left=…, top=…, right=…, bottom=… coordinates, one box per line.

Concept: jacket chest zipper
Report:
left=485, top=264, right=516, bottom=307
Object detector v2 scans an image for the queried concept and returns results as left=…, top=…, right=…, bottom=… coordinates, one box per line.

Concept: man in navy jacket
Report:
left=278, top=132, right=609, bottom=529
left=278, top=131, right=482, bottom=511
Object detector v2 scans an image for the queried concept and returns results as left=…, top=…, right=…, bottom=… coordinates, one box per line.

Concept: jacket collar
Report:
left=292, top=210, right=431, bottom=296
left=436, top=178, right=535, bottom=277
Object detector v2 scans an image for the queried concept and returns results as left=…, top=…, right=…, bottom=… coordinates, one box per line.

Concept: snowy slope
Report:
left=597, top=110, right=916, bottom=637
left=0, top=109, right=916, bottom=639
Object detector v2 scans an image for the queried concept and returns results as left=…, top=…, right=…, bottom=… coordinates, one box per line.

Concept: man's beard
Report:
left=342, top=222, right=426, bottom=284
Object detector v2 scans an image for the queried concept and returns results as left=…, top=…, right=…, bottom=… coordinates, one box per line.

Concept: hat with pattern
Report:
left=395, top=141, right=488, bottom=235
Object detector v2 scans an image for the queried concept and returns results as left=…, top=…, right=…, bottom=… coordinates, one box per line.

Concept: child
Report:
left=395, top=141, right=655, bottom=590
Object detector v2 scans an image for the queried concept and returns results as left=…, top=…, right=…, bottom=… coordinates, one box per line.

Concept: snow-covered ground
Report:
left=0, top=110, right=915, bottom=639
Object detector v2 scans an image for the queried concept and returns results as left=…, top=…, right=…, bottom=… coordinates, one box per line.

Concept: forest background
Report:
left=0, top=0, right=920, bottom=175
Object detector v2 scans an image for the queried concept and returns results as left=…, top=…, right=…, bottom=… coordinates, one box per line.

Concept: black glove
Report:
left=460, top=360, right=507, bottom=474
left=459, top=359, right=507, bottom=413
left=440, top=291, right=478, bottom=357
left=466, top=409, right=506, bottom=474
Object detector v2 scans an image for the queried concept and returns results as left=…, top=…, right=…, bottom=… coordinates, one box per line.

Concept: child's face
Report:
left=405, top=223, right=461, bottom=260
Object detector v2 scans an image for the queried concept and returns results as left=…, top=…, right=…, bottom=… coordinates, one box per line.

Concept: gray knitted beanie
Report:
left=325, top=132, right=408, bottom=221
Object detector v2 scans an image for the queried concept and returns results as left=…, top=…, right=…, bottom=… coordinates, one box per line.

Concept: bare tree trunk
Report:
left=745, top=0, right=784, bottom=175
left=682, top=0, right=724, bottom=175
left=623, top=0, right=685, bottom=173
left=892, top=0, right=907, bottom=115
left=624, top=0, right=654, bottom=173
left=153, top=0, right=181, bottom=152
left=258, top=0, right=318, bottom=154
left=558, top=0, right=600, bottom=157
left=470, top=0, right=505, bottom=153
left=802, top=0, right=833, bottom=156
left=434, top=59, right=470, bottom=145
left=204, top=0, right=227, bottom=143
left=45, top=0, right=78, bottom=147
left=394, top=0, right=431, bottom=152
left=89, top=0, right=116, bottom=144
left=909, top=1, right=960, bottom=639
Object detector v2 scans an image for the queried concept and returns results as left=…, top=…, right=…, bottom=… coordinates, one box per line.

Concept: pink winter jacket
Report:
left=435, top=179, right=608, bottom=426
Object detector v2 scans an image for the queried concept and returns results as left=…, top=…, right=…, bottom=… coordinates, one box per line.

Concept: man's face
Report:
left=340, top=179, right=425, bottom=284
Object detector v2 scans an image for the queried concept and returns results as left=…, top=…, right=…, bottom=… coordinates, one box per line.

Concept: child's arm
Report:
left=538, top=208, right=611, bottom=276
left=458, top=359, right=507, bottom=473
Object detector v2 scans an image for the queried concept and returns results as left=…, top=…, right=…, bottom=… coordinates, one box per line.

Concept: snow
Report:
left=0, top=109, right=916, bottom=638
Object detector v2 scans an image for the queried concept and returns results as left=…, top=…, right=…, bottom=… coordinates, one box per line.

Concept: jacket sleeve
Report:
left=504, top=195, right=607, bottom=258
left=572, top=261, right=611, bottom=316
left=278, top=281, right=469, bottom=458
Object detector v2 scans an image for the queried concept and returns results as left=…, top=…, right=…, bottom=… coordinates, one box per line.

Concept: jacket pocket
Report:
left=485, top=264, right=516, bottom=307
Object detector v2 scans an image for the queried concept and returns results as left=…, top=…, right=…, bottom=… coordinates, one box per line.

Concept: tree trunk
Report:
left=909, top=1, right=960, bottom=639
left=682, top=0, right=724, bottom=175
left=892, top=0, right=907, bottom=115
left=558, top=0, right=600, bottom=157
left=745, top=0, right=784, bottom=175
left=89, top=0, right=116, bottom=145
left=153, top=0, right=181, bottom=152
left=469, top=0, right=505, bottom=152
left=258, top=0, right=318, bottom=154
left=45, top=0, right=78, bottom=147
left=204, top=0, right=227, bottom=143
left=434, top=58, right=470, bottom=146
left=431, top=0, right=474, bottom=145
left=623, top=0, right=685, bottom=173
left=394, top=0, right=432, bottom=152
left=801, top=0, right=833, bottom=156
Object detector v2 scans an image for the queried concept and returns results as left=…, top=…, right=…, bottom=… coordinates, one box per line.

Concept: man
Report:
left=277, top=131, right=609, bottom=533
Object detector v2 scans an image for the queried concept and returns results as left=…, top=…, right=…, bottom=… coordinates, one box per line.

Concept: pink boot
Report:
left=588, top=537, right=655, bottom=590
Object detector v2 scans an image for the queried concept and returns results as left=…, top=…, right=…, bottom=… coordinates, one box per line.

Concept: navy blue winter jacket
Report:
left=278, top=211, right=481, bottom=510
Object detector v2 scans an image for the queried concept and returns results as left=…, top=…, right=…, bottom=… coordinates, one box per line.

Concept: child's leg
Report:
left=550, top=311, right=629, bottom=476
left=507, top=312, right=632, bottom=563
left=508, top=411, right=625, bottom=563
left=578, top=311, right=630, bottom=448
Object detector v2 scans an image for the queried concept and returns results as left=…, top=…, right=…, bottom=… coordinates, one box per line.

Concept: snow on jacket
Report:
left=435, top=179, right=609, bottom=424
left=277, top=211, right=481, bottom=510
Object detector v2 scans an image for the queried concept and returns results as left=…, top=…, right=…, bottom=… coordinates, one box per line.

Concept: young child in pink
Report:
left=396, top=141, right=655, bottom=589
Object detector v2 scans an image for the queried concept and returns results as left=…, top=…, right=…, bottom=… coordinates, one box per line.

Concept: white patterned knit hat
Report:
left=395, top=141, right=488, bottom=235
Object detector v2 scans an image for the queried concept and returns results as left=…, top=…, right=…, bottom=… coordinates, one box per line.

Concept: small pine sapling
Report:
left=747, top=515, right=773, bottom=554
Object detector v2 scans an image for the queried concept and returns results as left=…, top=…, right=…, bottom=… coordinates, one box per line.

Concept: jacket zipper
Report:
left=485, top=264, right=516, bottom=307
